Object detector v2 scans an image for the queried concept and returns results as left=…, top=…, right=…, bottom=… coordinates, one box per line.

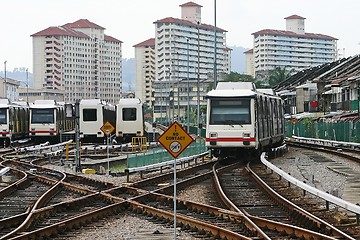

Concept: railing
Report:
left=126, top=139, right=207, bottom=169
left=285, top=120, right=360, bottom=143
left=261, top=152, right=360, bottom=223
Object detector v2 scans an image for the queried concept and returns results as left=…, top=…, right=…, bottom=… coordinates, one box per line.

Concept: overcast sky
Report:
left=1, top=0, right=359, bottom=70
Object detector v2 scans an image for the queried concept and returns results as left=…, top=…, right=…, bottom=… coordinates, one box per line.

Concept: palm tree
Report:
left=268, top=67, right=293, bottom=87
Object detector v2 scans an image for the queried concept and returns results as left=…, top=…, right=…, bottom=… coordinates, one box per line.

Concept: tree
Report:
left=268, top=67, right=293, bottom=87
left=223, top=71, right=256, bottom=83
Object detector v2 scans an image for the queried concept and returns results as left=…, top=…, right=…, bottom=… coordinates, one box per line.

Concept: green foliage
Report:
left=268, top=66, right=294, bottom=87
left=223, top=71, right=256, bottom=83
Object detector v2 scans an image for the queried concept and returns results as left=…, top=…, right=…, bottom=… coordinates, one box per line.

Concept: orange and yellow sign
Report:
left=100, top=121, right=115, bottom=136
left=158, top=122, right=194, bottom=158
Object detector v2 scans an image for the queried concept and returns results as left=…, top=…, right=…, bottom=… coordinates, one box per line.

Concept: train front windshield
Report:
left=122, top=108, right=136, bottom=121
left=0, top=109, right=7, bottom=124
left=31, top=109, right=55, bottom=124
left=210, top=99, right=251, bottom=125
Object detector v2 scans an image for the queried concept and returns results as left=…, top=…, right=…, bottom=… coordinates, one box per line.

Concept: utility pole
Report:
left=75, top=100, right=81, bottom=172
left=187, top=38, right=190, bottom=132
left=26, top=68, right=29, bottom=103
left=197, top=22, right=201, bottom=137
left=3, top=61, right=7, bottom=98
left=213, top=0, right=217, bottom=87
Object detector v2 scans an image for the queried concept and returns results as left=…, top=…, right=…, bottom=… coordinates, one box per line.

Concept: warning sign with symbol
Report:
left=100, top=121, right=115, bottom=136
left=158, top=122, right=194, bottom=158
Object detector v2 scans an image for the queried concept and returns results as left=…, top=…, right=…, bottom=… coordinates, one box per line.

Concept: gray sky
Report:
left=1, top=0, right=359, bottom=70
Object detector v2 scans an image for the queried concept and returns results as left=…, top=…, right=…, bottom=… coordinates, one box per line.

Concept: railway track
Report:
left=1, top=140, right=359, bottom=239
left=213, top=160, right=354, bottom=239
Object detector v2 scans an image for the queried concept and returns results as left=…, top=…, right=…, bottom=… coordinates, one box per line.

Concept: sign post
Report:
left=158, top=122, right=194, bottom=239
left=100, top=122, right=115, bottom=175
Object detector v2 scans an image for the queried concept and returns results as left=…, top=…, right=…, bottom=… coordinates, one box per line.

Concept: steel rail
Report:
left=246, top=160, right=356, bottom=240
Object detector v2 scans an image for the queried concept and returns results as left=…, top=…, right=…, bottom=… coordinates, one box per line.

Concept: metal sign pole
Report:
left=107, top=133, right=110, bottom=175
left=156, top=121, right=195, bottom=240
left=173, top=157, right=177, bottom=239
left=75, top=100, right=81, bottom=172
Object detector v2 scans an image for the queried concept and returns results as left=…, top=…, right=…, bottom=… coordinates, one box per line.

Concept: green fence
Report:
left=127, top=139, right=207, bottom=168
left=286, top=120, right=360, bottom=143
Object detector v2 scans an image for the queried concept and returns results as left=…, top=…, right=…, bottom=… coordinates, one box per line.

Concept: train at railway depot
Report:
left=0, top=97, right=146, bottom=146
left=29, top=100, right=74, bottom=143
left=205, top=82, right=285, bottom=160
left=79, top=99, right=116, bottom=143
left=115, top=98, right=145, bottom=143
left=0, top=99, right=29, bottom=146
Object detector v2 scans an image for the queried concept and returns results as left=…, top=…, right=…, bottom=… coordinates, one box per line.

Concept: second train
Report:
left=0, top=98, right=145, bottom=146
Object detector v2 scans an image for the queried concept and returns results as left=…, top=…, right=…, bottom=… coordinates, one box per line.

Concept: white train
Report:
left=0, top=99, right=29, bottom=146
left=29, top=100, right=74, bottom=142
left=205, top=82, right=284, bottom=160
left=79, top=99, right=116, bottom=142
left=115, top=98, right=144, bottom=143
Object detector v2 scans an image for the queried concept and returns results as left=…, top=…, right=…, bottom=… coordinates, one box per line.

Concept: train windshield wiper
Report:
left=225, top=120, right=235, bottom=127
left=225, top=120, right=243, bottom=127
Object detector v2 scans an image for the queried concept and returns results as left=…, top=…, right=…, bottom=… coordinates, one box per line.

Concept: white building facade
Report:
left=133, top=38, right=156, bottom=107
left=0, top=77, right=20, bottom=102
left=31, top=19, right=122, bottom=104
left=251, top=15, right=337, bottom=79
left=152, top=2, right=230, bottom=122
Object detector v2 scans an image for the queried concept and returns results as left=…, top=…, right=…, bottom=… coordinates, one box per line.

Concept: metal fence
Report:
left=127, top=139, right=207, bottom=168
left=286, top=120, right=360, bottom=143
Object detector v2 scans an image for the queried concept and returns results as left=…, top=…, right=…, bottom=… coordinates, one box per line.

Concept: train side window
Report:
left=83, top=109, right=97, bottom=121
left=123, top=108, right=136, bottom=121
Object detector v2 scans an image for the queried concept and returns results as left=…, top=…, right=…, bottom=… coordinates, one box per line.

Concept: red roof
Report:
left=133, top=38, right=155, bottom=47
left=31, top=26, right=89, bottom=38
left=252, top=29, right=337, bottom=40
left=104, top=35, right=122, bottom=43
left=244, top=49, right=253, bottom=54
left=62, top=19, right=105, bottom=30
left=180, top=2, right=202, bottom=7
left=285, top=15, right=306, bottom=20
left=154, top=17, right=226, bottom=32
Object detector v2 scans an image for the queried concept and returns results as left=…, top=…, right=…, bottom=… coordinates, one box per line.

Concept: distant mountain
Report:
left=0, top=67, right=32, bottom=87
left=122, top=58, right=135, bottom=93
left=229, top=45, right=249, bottom=74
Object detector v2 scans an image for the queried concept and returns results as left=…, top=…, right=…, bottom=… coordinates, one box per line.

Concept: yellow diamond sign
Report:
left=100, top=121, right=115, bottom=136
left=158, top=122, right=194, bottom=158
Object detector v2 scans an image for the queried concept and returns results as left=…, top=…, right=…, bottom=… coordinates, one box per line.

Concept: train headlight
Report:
left=209, top=132, right=217, bottom=145
left=243, top=132, right=251, bottom=145
left=209, top=133, right=217, bottom=138
left=243, top=132, right=251, bottom=138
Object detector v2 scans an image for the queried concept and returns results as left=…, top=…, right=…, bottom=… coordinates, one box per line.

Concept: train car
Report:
left=205, top=82, right=284, bottom=160
left=115, top=98, right=144, bottom=143
left=0, top=99, right=29, bottom=146
left=29, top=100, right=73, bottom=143
left=79, top=99, right=116, bottom=143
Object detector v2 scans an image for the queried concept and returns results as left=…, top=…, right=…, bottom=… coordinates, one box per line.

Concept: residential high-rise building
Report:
left=31, top=19, right=122, bottom=104
left=244, top=49, right=254, bottom=76
left=151, top=1, right=230, bottom=123
left=133, top=38, right=155, bottom=107
left=248, top=15, right=337, bottom=79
